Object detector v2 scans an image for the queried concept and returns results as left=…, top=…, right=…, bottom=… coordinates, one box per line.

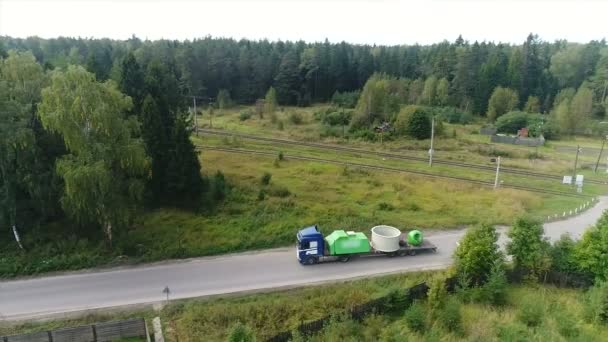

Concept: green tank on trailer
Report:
left=407, top=230, right=423, bottom=246
left=325, top=230, right=371, bottom=255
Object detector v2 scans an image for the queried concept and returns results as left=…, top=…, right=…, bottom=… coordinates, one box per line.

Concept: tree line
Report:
left=0, top=50, right=209, bottom=248
left=1, top=34, right=607, bottom=117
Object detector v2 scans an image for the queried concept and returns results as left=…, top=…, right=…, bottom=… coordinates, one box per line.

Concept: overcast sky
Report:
left=1, top=0, right=606, bottom=45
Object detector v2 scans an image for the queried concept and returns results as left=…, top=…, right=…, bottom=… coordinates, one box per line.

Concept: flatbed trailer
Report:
left=297, top=226, right=437, bottom=265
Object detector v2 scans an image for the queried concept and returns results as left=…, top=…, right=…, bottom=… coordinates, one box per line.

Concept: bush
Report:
left=404, top=301, right=426, bottom=333
left=331, top=90, right=360, bottom=108
left=288, top=111, right=303, bottom=125
left=211, top=171, right=227, bottom=201
left=278, top=151, right=284, bottom=161
left=497, top=322, right=530, bottom=342
left=377, top=202, right=395, bottom=211
left=239, top=111, right=252, bottom=121
left=261, top=172, right=272, bottom=185
left=427, top=275, right=448, bottom=313
left=402, top=106, right=431, bottom=140
left=269, top=185, right=291, bottom=198
left=228, top=322, right=256, bottom=342
left=517, top=298, right=543, bottom=327
left=384, top=289, right=409, bottom=313
left=435, top=107, right=473, bottom=124
left=495, top=111, right=552, bottom=138
left=277, top=120, right=284, bottom=130
left=583, top=281, right=608, bottom=324
left=554, top=309, right=579, bottom=338
left=257, top=190, right=266, bottom=201
left=438, top=298, right=462, bottom=333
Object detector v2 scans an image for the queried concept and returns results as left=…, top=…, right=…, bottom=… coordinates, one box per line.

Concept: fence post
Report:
left=47, top=331, right=53, bottom=342
left=92, top=324, right=97, bottom=342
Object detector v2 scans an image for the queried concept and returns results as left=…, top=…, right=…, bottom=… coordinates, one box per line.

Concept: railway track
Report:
left=196, top=128, right=608, bottom=185
left=198, top=145, right=594, bottom=199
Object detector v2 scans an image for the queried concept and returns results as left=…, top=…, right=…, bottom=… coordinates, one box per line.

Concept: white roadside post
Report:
left=494, top=156, right=501, bottom=189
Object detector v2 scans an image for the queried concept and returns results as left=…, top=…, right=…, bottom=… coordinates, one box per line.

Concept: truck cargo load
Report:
left=325, top=230, right=370, bottom=255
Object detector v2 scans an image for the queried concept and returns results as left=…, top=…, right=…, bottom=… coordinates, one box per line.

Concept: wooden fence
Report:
left=1, top=318, right=149, bottom=342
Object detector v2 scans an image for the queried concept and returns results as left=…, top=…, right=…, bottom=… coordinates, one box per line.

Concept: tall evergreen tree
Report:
left=119, top=52, right=145, bottom=115
left=274, top=51, right=301, bottom=105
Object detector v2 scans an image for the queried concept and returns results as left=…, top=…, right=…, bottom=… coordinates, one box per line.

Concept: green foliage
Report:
left=315, top=107, right=352, bottom=127
left=261, top=172, right=272, bottom=185
left=218, top=89, right=233, bottom=110
left=437, top=298, right=462, bottom=333
left=351, top=73, right=402, bottom=129
left=494, top=111, right=550, bottom=138
left=426, top=275, right=448, bottom=314
left=274, top=52, right=300, bottom=105
left=507, top=216, right=551, bottom=280
left=549, top=234, right=579, bottom=274
left=517, top=297, right=544, bottom=327
left=278, top=151, right=284, bottom=161
left=487, top=87, right=519, bottom=121
left=39, top=66, right=149, bottom=243
left=575, top=211, right=608, bottom=281
left=394, top=105, right=431, bottom=139
left=435, top=78, right=449, bottom=106
left=421, top=76, right=438, bottom=105
left=239, top=111, right=252, bottom=121
left=228, top=322, right=256, bottom=342
left=118, top=52, right=145, bottom=114
left=454, top=223, right=503, bottom=286
left=211, top=171, right=227, bottom=201
left=554, top=308, right=580, bottom=338
left=264, top=87, right=278, bottom=114
left=523, top=96, right=541, bottom=113
left=404, top=301, right=426, bottom=333
left=331, top=90, right=360, bottom=108
left=434, top=107, right=472, bottom=124
left=287, top=111, right=303, bottom=125
left=583, top=281, right=608, bottom=324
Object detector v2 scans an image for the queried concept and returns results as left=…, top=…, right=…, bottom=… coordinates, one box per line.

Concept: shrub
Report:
left=278, top=151, right=284, bottom=161
left=497, top=322, right=530, bottom=342
left=377, top=202, right=395, bottom=211
left=517, top=298, right=543, bottom=327
left=438, top=298, right=462, bottom=333
left=261, top=172, right=272, bottom=185
left=404, top=107, right=432, bottom=139
left=228, top=322, right=256, bottom=342
left=331, top=90, right=360, bottom=108
left=384, top=289, right=409, bottom=313
left=435, top=107, right=473, bottom=124
left=277, top=120, right=284, bottom=130
left=404, top=301, right=426, bottom=333
left=427, top=275, right=448, bottom=314
left=211, top=171, right=227, bottom=201
left=288, top=111, right=303, bottom=125
left=239, top=111, right=252, bottom=121
left=257, top=190, right=266, bottom=201
left=583, top=281, right=608, bottom=324
left=495, top=111, right=552, bottom=138
left=269, top=185, right=291, bottom=198
left=554, top=309, right=579, bottom=338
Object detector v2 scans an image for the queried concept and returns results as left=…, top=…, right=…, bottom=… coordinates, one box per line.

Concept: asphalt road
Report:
left=1, top=197, right=607, bottom=321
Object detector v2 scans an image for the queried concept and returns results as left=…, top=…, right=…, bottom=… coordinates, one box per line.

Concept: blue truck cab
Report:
left=297, top=225, right=325, bottom=265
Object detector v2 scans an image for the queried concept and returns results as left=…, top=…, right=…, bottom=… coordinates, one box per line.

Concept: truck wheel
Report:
left=338, top=256, right=350, bottom=263
left=408, top=250, right=417, bottom=256
left=398, top=250, right=406, bottom=257
left=304, top=256, right=318, bottom=265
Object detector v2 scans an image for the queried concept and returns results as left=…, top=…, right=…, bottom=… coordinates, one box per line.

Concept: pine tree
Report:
left=141, top=95, right=169, bottom=200
left=166, top=115, right=204, bottom=205
left=119, top=52, right=145, bottom=115
left=274, top=51, right=301, bottom=105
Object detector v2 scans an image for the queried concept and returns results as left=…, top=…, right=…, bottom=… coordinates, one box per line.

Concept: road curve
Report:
left=1, top=197, right=607, bottom=321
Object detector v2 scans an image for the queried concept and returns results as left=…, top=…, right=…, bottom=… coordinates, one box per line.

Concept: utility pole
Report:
left=595, top=136, right=607, bottom=173
left=429, top=116, right=435, bottom=167
left=494, top=156, right=501, bottom=189
left=573, top=145, right=580, bottom=185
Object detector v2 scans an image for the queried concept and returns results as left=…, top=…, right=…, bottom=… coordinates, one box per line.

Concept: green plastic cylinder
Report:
left=407, top=230, right=423, bottom=246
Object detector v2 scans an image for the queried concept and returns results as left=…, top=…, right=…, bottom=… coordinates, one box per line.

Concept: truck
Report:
left=296, top=224, right=437, bottom=265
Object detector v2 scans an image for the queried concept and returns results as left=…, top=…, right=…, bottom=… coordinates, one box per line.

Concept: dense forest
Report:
left=1, top=34, right=607, bottom=116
